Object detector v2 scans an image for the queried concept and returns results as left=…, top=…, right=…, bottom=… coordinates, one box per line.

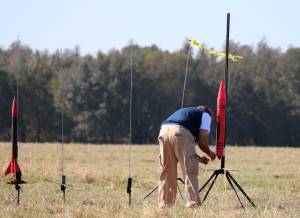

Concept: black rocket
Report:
left=4, top=97, right=23, bottom=182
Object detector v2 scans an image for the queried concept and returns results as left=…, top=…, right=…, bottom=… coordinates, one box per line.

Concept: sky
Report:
left=1, top=0, right=299, bottom=55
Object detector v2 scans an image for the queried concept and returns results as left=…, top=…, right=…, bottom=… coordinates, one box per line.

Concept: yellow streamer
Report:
left=188, top=39, right=243, bottom=61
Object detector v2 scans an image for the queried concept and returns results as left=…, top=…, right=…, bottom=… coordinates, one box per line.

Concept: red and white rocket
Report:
left=4, top=97, right=23, bottom=182
left=216, top=81, right=226, bottom=159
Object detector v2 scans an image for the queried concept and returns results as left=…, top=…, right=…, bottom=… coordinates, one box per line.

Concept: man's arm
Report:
left=198, top=130, right=216, bottom=161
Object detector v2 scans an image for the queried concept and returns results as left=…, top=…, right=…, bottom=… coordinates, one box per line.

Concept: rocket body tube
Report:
left=216, top=81, right=226, bottom=158
left=12, top=97, right=18, bottom=159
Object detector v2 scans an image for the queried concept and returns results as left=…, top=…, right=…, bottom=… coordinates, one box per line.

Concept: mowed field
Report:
left=0, top=143, right=299, bottom=218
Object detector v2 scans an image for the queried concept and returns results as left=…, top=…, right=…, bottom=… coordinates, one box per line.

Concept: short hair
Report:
left=197, top=105, right=213, bottom=117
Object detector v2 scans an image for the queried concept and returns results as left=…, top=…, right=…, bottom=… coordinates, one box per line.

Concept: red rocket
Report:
left=216, top=81, right=226, bottom=159
left=4, top=97, right=23, bottom=182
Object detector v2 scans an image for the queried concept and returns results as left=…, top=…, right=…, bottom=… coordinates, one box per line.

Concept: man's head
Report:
left=197, top=105, right=213, bottom=117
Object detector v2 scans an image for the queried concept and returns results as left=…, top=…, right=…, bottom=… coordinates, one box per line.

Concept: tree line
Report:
left=0, top=40, right=299, bottom=146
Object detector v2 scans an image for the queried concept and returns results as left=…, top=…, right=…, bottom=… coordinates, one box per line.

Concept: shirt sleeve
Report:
left=199, top=112, right=212, bottom=133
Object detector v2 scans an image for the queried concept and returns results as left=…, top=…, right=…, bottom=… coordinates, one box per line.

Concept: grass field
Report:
left=0, top=143, right=299, bottom=218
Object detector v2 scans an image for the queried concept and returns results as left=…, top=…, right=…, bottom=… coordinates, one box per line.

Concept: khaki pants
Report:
left=158, top=124, right=200, bottom=207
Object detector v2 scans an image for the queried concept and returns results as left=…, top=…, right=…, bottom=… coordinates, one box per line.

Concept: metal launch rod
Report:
left=127, top=43, right=133, bottom=205
left=221, top=13, right=230, bottom=169
left=60, top=49, right=67, bottom=204
left=181, top=45, right=192, bottom=108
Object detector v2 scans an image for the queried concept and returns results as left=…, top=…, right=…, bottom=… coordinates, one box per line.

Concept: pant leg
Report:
left=173, top=126, right=201, bottom=207
left=158, top=126, right=178, bottom=207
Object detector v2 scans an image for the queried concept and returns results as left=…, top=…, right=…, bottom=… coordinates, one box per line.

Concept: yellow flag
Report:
left=188, top=39, right=243, bottom=61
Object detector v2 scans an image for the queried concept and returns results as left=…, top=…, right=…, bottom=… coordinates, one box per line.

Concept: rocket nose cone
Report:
left=218, top=80, right=226, bottom=99
left=12, top=97, right=17, bottom=117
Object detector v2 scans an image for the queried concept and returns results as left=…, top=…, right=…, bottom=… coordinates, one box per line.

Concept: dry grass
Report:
left=0, top=143, right=299, bottom=217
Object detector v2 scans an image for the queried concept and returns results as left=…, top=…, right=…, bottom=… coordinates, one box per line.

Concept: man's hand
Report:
left=198, top=130, right=216, bottom=161
left=197, top=155, right=210, bottom=164
left=209, top=150, right=216, bottom=161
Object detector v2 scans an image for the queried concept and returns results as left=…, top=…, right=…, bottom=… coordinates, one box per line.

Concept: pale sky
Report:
left=1, top=0, right=299, bottom=55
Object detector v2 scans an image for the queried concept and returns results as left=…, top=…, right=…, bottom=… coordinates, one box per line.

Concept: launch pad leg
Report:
left=199, top=170, right=217, bottom=193
left=226, top=171, right=256, bottom=208
left=143, top=186, right=158, bottom=200
left=201, top=172, right=219, bottom=204
left=225, top=172, right=244, bottom=209
left=143, top=178, right=185, bottom=200
left=177, top=184, right=184, bottom=200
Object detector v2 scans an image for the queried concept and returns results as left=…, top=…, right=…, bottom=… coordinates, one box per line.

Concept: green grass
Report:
left=0, top=143, right=299, bottom=217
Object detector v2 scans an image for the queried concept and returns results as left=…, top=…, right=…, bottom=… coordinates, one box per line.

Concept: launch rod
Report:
left=129, top=44, right=133, bottom=177
left=16, top=36, right=20, bottom=149
left=61, top=111, right=64, bottom=176
left=16, top=37, right=19, bottom=140
left=127, top=43, right=133, bottom=205
left=225, top=13, right=230, bottom=99
left=60, top=105, right=67, bottom=204
left=181, top=45, right=191, bottom=108
left=60, top=48, right=65, bottom=177
left=60, top=49, right=67, bottom=203
left=221, top=13, right=230, bottom=169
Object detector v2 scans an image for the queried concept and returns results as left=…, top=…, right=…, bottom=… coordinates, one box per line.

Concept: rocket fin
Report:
left=4, top=159, right=21, bottom=176
left=4, top=161, right=12, bottom=176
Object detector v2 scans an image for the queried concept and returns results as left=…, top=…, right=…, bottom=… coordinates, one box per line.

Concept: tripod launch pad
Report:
left=199, top=168, right=255, bottom=209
